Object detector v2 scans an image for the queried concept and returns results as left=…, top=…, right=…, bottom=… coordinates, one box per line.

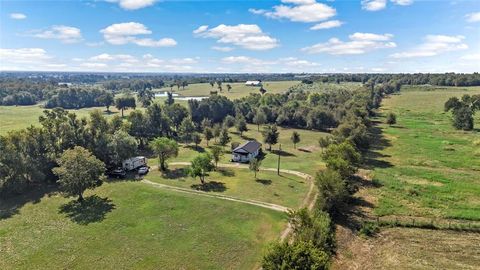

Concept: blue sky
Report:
left=1, top=0, right=479, bottom=73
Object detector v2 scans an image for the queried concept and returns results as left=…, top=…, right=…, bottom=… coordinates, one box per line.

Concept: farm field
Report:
left=0, top=105, right=131, bottom=135
left=0, top=181, right=286, bottom=269
left=155, top=81, right=300, bottom=99
left=147, top=166, right=309, bottom=208
left=369, top=86, right=480, bottom=220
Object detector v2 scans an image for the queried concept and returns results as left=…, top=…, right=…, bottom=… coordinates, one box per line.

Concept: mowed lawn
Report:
left=162, top=124, right=329, bottom=176
left=155, top=81, right=300, bottom=99
left=147, top=166, right=309, bottom=208
left=369, top=86, right=480, bottom=220
left=0, top=181, right=286, bottom=270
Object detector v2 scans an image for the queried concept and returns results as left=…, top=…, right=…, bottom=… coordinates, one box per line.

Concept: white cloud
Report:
left=250, top=0, right=336, bottom=23
left=302, top=33, right=396, bottom=54
left=0, top=48, right=51, bottom=63
left=100, top=22, right=177, bottom=47
left=89, top=53, right=138, bottom=63
left=10, top=13, right=26, bottom=20
left=81, top=62, right=108, bottom=68
left=212, top=46, right=234, bottom=52
left=194, top=24, right=278, bottom=50
left=170, top=58, right=198, bottom=64
left=310, top=20, right=344, bottom=30
left=32, top=25, right=82, bottom=43
left=390, top=0, right=413, bottom=6
left=106, top=0, right=156, bottom=10
left=460, top=53, right=480, bottom=61
left=465, top=12, right=480, bottom=23
left=390, top=35, right=468, bottom=58
left=362, top=0, right=386, bottom=11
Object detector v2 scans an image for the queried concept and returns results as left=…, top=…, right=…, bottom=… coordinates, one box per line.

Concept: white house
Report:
left=232, top=140, right=262, bottom=163
left=245, top=80, right=262, bottom=86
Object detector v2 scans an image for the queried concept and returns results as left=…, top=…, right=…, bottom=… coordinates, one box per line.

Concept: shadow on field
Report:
left=217, top=168, right=235, bottom=177
left=191, top=181, right=227, bottom=192
left=256, top=179, right=272, bottom=185
left=333, top=196, right=375, bottom=232
left=59, top=195, right=115, bottom=225
left=272, top=149, right=296, bottom=157
left=184, top=145, right=205, bottom=153
left=0, top=184, right=57, bottom=220
left=363, top=120, right=393, bottom=169
left=161, top=167, right=188, bottom=179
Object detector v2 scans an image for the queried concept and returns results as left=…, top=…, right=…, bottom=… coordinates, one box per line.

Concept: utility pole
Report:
left=277, top=144, right=281, bottom=175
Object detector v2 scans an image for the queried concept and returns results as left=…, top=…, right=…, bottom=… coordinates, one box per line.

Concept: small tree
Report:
left=226, top=84, right=232, bottom=92
left=249, top=158, right=261, bottom=179
left=188, top=153, right=214, bottom=184
left=223, top=115, right=235, bottom=128
left=386, top=112, right=397, bottom=125
left=315, top=169, right=347, bottom=213
left=253, top=111, right=267, bottom=131
left=179, top=117, right=195, bottom=144
left=53, top=146, right=105, bottom=202
left=262, top=124, right=279, bottom=151
left=203, top=127, right=213, bottom=146
left=219, top=127, right=231, bottom=147
left=150, top=137, right=179, bottom=171
left=236, top=116, right=248, bottom=136
left=210, top=146, right=224, bottom=169
left=290, top=131, right=300, bottom=149
left=212, top=124, right=221, bottom=143
left=262, top=241, right=329, bottom=270
left=107, top=130, right=138, bottom=167
left=192, top=132, right=202, bottom=149
left=96, top=92, right=114, bottom=113
left=115, top=96, right=136, bottom=117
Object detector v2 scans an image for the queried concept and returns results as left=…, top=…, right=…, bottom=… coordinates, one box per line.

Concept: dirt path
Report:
left=148, top=162, right=316, bottom=242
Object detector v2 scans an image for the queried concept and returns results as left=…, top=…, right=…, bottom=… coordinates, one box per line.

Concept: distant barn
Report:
left=245, top=81, right=262, bottom=87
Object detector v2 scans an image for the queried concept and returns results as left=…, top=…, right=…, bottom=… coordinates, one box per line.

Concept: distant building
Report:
left=245, top=80, right=262, bottom=86
left=232, top=140, right=261, bottom=163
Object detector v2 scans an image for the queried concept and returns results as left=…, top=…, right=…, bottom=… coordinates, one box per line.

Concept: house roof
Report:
left=233, top=140, right=261, bottom=154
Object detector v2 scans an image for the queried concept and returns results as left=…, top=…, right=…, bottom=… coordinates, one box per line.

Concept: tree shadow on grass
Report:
left=298, top=148, right=311, bottom=153
left=217, top=167, right=235, bottom=177
left=162, top=167, right=188, bottom=179
left=272, top=149, right=296, bottom=157
left=59, top=195, right=115, bottom=225
left=0, top=184, right=57, bottom=220
left=184, top=145, right=205, bottom=153
left=256, top=179, right=272, bottom=185
left=191, top=181, right=227, bottom=192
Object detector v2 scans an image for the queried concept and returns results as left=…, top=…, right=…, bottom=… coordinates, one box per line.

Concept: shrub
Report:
left=262, top=241, right=329, bottom=270
left=359, top=222, right=379, bottom=237
left=386, top=112, right=397, bottom=125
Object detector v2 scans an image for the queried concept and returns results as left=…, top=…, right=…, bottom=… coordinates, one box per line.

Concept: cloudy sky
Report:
left=0, top=0, right=479, bottom=73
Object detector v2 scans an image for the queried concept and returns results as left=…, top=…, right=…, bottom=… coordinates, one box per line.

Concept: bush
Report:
left=315, top=170, right=348, bottom=213
left=386, top=112, right=397, bottom=125
left=262, top=241, right=329, bottom=270
left=359, top=222, right=379, bottom=237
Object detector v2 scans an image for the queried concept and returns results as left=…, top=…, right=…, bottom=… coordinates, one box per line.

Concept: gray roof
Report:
left=233, top=140, right=261, bottom=154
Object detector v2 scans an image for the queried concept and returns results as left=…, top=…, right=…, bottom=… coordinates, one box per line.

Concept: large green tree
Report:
left=262, top=125, right=279, bottom=151
left=322, top=142, right=360, bottom=178
left=53, top=146, right=105, bottom=202
left=188, top=153, right=214, bottom=184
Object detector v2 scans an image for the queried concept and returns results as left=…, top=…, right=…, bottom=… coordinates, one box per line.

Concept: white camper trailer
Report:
left=122, top=156, right=147, bottom=171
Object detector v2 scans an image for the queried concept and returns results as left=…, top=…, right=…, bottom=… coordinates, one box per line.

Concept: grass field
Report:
left=368, top=86, right=480, bottom=220
left=0, top=105, right=131, bottom=135
left=0, top=181, right=286, bottom=269
left=155, top=81, right=300, bottom=100
left=147, top=166, right=308, bottom=208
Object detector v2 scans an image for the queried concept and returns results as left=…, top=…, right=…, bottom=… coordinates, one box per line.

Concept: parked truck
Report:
left=122, top=156, right=147, bottom=171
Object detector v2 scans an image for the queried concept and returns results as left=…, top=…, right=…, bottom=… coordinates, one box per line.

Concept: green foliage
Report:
left=179, top=117, right=195, bottom=144
left=359, top=222, right=379, bottom=237
left=203, top=127, right=213, bottom=146
left=235, top=116, right=248, bottom=136
left=192, top=132, right=202, bottom=148
left=262, top=241, right=329, bottom=270
left=253, top=110, right=267, bottom=131
left=444, top=94, right=480, bottom=130
left=150, top=137, right=179, bottom=171
left=107, top=130, right=138, bottom=167
left=322, top=142, right=361, bottom=178
left=188, top=153, right=214, bottom=184
left=210, top=146, right=223, bottom=168
left=223, top=115, right=236, bottom=128
left=315, top=169, right=348, bottom=213
left=115, top=96, right=136, bottom=117
left=218, top=127, right=231, bottom=146
left=291, top=131, right=300, bottom=149
left=262, top=124, right=279, bottom=151
left=53, top=146, right=105, bottom=202
left=386, top=112, right=397, bottom=125
left=289, top=209, right=336, bottom=253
